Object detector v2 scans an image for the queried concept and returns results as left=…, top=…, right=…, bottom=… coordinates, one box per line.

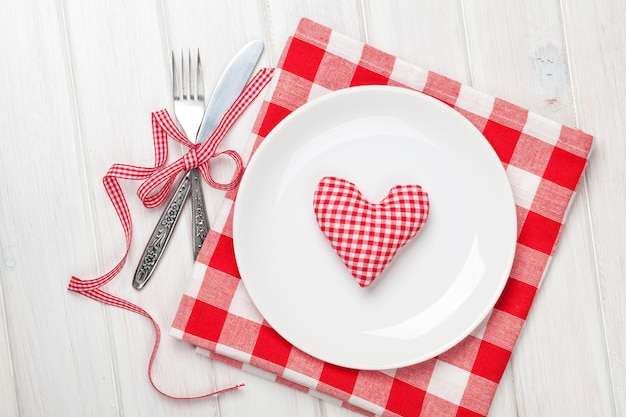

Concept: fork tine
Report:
left=171, top=50, right=179, bottom=100
left=182, top=49, right=190, bottom=100
left=187, top=49, right=194, bottom=101
left=196, top=49, right=204, bottom=101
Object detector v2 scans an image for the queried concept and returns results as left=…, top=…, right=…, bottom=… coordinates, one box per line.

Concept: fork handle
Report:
left=133, top=172, right=192, bottom=289
left=190, top=168, right=209, bottom=259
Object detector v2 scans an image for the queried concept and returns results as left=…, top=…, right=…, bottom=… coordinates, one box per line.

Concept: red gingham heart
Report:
left=313, top=176, right=430, bottom=288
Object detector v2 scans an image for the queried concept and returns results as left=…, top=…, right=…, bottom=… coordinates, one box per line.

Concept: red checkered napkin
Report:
left=172, top=18, right=593, bottom=417
left=313, top=176, right=429, bottom=288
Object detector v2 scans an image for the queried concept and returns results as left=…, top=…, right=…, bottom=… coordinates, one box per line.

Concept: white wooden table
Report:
left=1, top=1, right=623, bottom=416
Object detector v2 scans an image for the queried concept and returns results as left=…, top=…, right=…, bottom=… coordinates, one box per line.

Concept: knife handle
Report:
left=133, top=172, right=192, bottom=289
left=190, top=168, right=209, bottom=259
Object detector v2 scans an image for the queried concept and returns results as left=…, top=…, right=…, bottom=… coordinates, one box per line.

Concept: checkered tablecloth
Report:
left=171, top=18, right=593, bottom=417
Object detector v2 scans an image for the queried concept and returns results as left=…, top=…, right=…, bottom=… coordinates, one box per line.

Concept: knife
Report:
left=133, top=40, right=264, bottom=290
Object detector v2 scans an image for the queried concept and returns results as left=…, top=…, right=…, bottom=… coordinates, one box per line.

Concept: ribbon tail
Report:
left=69, top=286, right=243, bottom=399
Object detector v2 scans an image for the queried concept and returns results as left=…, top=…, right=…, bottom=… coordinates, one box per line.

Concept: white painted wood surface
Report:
left=0, top=1, right=623, bottom=416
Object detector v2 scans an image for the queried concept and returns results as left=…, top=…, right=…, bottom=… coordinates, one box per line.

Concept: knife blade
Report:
left=190, top=40, right=263, bottom=259
left=133, top=40, right=264, bottom=290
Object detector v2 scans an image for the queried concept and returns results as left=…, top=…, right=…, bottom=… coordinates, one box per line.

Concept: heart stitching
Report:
left=313, top=176, right=430, bottom=288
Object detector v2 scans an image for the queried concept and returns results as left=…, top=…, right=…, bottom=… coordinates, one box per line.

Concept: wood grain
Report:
left=562, top=1, right=626, bottom=415
left=0, top=0, right=622, bottom=416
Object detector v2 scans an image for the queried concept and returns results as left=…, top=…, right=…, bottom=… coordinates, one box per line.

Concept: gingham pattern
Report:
left=313, top=176, right=429, bottom=288
left=172, top=19, right=593, bottom=417
left=68, top=68, right=274, bottom=399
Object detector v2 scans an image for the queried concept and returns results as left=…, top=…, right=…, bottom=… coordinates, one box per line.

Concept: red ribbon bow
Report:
left=68, top=67, right=274, bottom=399
left=136, top=66, right=279, bottom=209
left=136, top=107, right=247, bottom=209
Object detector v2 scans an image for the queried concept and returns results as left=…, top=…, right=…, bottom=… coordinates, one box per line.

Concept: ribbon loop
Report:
left=198, top=150, right=245, bottom=191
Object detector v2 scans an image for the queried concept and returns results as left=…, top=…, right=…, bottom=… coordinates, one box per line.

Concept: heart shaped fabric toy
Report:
left=313, top=176, right=430, bottom=288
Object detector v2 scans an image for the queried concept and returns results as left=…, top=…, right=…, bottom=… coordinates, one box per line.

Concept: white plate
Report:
left=233, top=86, right=516, bottom=370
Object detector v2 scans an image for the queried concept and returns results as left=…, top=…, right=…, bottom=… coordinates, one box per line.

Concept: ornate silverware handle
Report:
left=132, top=173, right=192, bottom=289
left=190, top=168, right=209, bottom=259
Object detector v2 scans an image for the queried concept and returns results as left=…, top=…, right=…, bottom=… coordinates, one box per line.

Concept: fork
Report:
left=132, top=49, right=209, bottom=290
left=172, top=50, right=210, bottom=260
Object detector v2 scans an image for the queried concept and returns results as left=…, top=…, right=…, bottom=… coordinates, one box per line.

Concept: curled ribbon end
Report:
left=219, top=383, right=245, bottom=394
left=190, top=382, right=245, bottom=399
left=68, top=276, right=82, bottom=292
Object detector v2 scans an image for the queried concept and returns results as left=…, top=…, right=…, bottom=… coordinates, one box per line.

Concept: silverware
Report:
left=176, top=50, right=210, bottom=261
left=133, top=41, right=264, bottom=290
left=133, top=49, right=205, bottom=290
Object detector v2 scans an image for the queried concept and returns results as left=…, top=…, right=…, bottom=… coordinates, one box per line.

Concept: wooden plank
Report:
left=461, top=1, right=614, bottom=416
left=0, top=0, right=119, bottom=415
left=562, top=1, right=626, bottom=415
